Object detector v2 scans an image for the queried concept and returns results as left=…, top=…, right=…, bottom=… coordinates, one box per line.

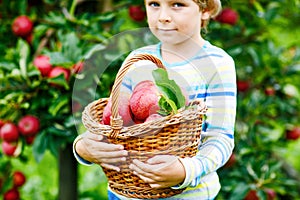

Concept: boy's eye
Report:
left=148, top=2, right=160, bottom=7
left=173, top=3, right=184, bottom=7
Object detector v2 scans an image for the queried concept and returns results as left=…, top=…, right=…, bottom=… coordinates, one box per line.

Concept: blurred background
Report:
left=0, top=0, right=299, bottom=199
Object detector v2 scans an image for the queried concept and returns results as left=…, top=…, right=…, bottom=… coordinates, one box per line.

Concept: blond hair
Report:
left=193, top=0, right=222, bottom=28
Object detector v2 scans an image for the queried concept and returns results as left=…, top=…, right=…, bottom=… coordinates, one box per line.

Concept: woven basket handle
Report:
left=109, top=54, right=166, bottom=139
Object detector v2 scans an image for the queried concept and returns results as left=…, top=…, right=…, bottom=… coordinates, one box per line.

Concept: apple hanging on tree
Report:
left=244, top=189, right=259, bottom=200
left=286, top=126, right=300, bottom=140
left=3, top=188, right=20, bottom=200
left=223, top=153, right=237, bottom=168
left=1, top=141, right=18, bottom=157
left=18, top=115, right=40, bottom=136
left=0, top=119, right=5, bottom=128
left=71, top=61, right=84, bottom=74
left=129, top=5, right=146, bottom=22
left=215, top=8, right=239, bottom=26
left=237, top=80, right=250, bottom=92
left=11, top=15, right=33, bottom=38
left=13, top=171, right=26, bottom=188
left=0, top=122, right=19, bottom=142
left=48, top=66, right=70, bottom=81
left=265, top=86, right=276, bottom=96
left=33, top=55, right=52, bottom=77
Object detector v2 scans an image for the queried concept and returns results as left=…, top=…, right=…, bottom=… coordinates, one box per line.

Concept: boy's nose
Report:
left=158, top=8, right=172, bottom=23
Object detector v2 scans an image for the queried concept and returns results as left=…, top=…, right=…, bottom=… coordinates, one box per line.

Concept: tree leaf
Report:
left=48, top=52, right=72, bottom=66
left=47, top=74, right=70, bottom=90
left=48, top=94, right=69, bottom=116
left=32, top=131, right=48, bottom=163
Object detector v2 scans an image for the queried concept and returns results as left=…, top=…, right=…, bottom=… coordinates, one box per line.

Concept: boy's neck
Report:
left=160, top=37, right=206, bottom=64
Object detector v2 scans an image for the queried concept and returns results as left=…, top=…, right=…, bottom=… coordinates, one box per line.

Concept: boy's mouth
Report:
left=157, top=28, right=176, bottom=32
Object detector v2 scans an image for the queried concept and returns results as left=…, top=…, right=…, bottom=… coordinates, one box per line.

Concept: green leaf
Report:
left=0, top=62, right=17, bottom=71
left=48, top=136, right=61, bottom=157
left=48, top=52, right=72, bottom=66
left=157, top=94, right=178, bottom=116
left=58, top=31, right=83, bottom=63
left=229, top=183, right=250, bottom=200
left=47, top=74, right=70, bottom=90
left=17, top=39, right=30, bottom=79
left=33, top=131, right=48, bottom=163
left=48, top=94, right=69, bottom=116
left=83, top=44, right=106, bottom=60
left=152, top=68, right=186, bottom=114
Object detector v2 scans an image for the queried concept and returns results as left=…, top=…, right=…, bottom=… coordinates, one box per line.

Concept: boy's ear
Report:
left=201, top=10, right=211, bottom=20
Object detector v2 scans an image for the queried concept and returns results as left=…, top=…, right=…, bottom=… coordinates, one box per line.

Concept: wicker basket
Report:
left=82, top=54, right=207, bottom=199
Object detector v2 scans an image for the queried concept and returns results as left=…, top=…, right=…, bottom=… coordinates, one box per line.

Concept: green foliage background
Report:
left=0, top=0, right=299, bottom=199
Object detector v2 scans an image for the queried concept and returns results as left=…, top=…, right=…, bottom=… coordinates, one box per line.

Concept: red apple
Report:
left=48, top=66, right=70, bottom=81
left=265, top=87, right=276, bottom=96
left=0, top=119, right=5, bottom=128
left=133, top=116, right=144, bottom=124
left=25, top=32, right=33, bottom=45
left=223, top=153, right=236, bottom=168
left=72, top=101, right=82, bottom=113
left=18, top=115, right=40, bottom=136
left=3, top=188, right=20, bottom=200
left=25, top=135, right=36, bottom=145
left=12, top=15, right=33, bottom=37
left=237, top=80, right=250, bottom=92
left=1, top=141, right=18, bottom=157
left=132, top=80, right=156, bottom=94
left=130, top=87, right=160, bottom=121
left=0, top=122, right=19, bottom=142
left=216, top=8, right=239, bottom=26
left=265, top=188, right=276, bottom=200
left=72, top=61, right=84, bottom=74
left=244, top=190, right=259, bottom=200
left=144, top=113, right=163, bottom=122
left=129, top=5, right=146, bottom=22
left=33, top=55, right=52, bottom=76
left=102, top=93, right=134, bottom=127
left=0, top=177, right=3, bottom=191
left=13, top=171, right=26, bottom=188
left=286, top=126, right=300, bottom=140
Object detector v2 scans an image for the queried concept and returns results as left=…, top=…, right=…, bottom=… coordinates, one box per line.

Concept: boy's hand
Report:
left=129, top=155, right=185, bottom=189
left=75, top=131, right=128, bottom=171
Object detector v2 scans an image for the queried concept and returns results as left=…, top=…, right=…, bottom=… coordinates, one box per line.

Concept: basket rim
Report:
left=82, top=97, right=207, bottom=139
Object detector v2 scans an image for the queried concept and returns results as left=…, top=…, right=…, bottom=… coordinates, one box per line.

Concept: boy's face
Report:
left=145, top=0, right=206, bottom=45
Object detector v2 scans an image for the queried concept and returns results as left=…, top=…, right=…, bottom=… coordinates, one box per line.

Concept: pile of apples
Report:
left=102, top=80, right=166, bottom=126
left=0, top=115, right=40, bottom=157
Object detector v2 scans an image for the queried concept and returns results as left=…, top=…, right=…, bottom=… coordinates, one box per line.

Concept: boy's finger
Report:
left=83, top=132, right=103, bottom=141
left=100, top=163, right=121, bottom=172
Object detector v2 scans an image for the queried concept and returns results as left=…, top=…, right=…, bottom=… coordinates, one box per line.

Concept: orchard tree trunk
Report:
left=58, top=143, right=78, bottom=200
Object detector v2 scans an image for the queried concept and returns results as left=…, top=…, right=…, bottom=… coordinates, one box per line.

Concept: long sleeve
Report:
left=173, top=50, right=237, bottom=189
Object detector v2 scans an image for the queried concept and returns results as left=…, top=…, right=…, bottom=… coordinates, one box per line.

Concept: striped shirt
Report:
left=74, top=41, right=237, bottom=200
